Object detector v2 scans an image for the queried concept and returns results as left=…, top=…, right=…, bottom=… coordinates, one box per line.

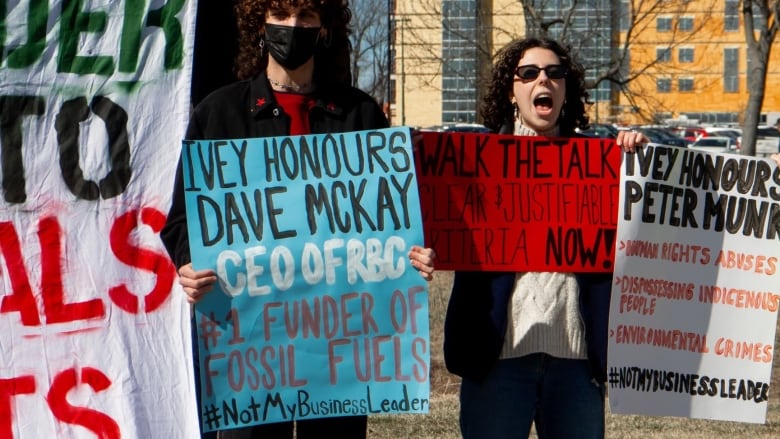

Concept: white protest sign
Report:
left=756, top=137, right=779, bottom=155
left=608, top=144, right=780, bottom=423
left=0, top=1, right=200, bottom=437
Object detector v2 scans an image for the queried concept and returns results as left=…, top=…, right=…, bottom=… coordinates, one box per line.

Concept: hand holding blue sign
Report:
left=408, top=246, right=437, bottom=281
left=177, top=263, right=218, bottom=304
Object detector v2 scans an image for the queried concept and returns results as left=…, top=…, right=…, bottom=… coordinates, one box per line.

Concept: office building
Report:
left=390, top=0, right=780, bottom=127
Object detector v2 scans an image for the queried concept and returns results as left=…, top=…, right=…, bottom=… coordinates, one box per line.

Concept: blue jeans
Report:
left=216, top=416, right=367, bottom=438
left=459, top=353, right=604, bottom=439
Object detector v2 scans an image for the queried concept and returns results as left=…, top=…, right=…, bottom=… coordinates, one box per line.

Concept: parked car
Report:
left=755, top=126, right=780, bottom=153
left=757, top=126, right=780, bottom=138
left=576, top=123, right=619, bottom=139
left=689, top=136, right=739, bottom=154
left=704, top=127, right=742, bottom=150
left=436, top=123, right=492, bottom=133
left=704, top=127, right=741, bottom=137
left=672, top=126, right=707, bottom=146
left=636, top=127, right=688, bottom=148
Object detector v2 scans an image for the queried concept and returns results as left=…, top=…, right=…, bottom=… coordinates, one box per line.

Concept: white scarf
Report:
left=513, top=119, right=560, bottom=137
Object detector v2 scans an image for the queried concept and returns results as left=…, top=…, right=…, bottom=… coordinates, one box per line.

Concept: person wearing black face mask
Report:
left=264, top=22, right=321, bottom=70
left=161, top=1, right=436, bottom=439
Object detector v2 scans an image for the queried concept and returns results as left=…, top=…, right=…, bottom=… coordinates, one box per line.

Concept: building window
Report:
left=725, top=0, right=739, bottom=31
left=724, top=48, right=739, bottom=93
left=540, top=0, right=615, bottom=104
left=679, top=78, right=694, bottom=92
left=679, top=17, right=693, bottom=31
left=657, top=17, right=672, bottom=32
left=620, top=48, right=630, bottom=79
left=678, top=47, right=694, bottom=63
left=657, top=78, right=671, bottom=93
left=441, top=0, right=480, bottom=123
left=749, top=4, right=767, bottom=29
left=619, top=0, right=630, bottom=31
left=656, top=47, right=671, bottom=63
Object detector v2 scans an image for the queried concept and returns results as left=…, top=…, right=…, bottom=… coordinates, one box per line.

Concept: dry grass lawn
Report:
left=367, top=271, right=780, bottom=438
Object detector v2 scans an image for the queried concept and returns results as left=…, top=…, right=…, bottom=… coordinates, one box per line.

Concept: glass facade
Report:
left=679, top=17, right=694, bottom=32
left=724, top=1, right=739, bottom=31
left=538, top=0, right=616, bottom=103
left=656, top=47, right=671, bottom=63
left=682, top=112, right=740, bottom=124
left=436, top=0, right=619, bottom=122
left=657, top=17, right=672, bottom=32
left=394, top=0, right=780, bottom=128
left=678, top=47, right=694, bottom=63
left=441, top=0, right=481, bottom=123
left=619, top=0, right=630, bottom=31
left=723, top=48, right=739, bottom=93
left=679, top=78, right=694, bottom=92
left=657, top=78, right=671, bottom=93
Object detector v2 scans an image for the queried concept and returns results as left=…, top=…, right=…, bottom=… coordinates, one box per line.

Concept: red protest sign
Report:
left=415, top=131, right=622, bottom=272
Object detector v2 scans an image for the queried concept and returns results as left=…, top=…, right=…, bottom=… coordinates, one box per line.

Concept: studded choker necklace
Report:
left=268, top=77, right=312, bottom=92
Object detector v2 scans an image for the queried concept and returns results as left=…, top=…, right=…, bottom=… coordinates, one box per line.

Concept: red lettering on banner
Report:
left=0, top=369, right=120, bottom=438
left=109, top=208, right=175, bottom=313
left=39, top=217, right=105, bottom=323
left=0, top=209, right=173, bottom=327
left=0, top=375, right=36, bottom=437
left=47, top=367, right=120, bottom=439
left=0, top=222, right=41, bottom=325
left=0, top=217, right=105, bottom=326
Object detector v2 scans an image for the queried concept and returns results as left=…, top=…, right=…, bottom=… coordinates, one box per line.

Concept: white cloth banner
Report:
left=0, top=1, right=200, bottom=437
left=608, top=144, right=780, bottom=423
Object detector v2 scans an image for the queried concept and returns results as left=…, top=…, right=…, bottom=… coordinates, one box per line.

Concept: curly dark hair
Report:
left=234, top=0, right=352, bottom=86
left=480, top=37, right=590, bottom=135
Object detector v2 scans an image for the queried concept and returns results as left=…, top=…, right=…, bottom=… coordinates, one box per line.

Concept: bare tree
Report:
left=519, top=1, right=720, bottom=123
left=350, top=0, right=391, bottom=105
left=740, top=0, right=780, bottom=156
left=400, top=2, right=498, bottom=91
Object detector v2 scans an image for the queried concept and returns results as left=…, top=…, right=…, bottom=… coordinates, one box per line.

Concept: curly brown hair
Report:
left=234, top=0, right=352, bottom=86
left=480, top=37, right=590, bottom=135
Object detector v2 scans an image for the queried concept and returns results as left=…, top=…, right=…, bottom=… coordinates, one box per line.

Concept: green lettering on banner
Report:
left=1, top=0, right=186, bottom=76
left=145, top=0, right=186, bottom=70
left=58, top=0, right=114, bottom=75
left=120, top=0, right=186, bottom=72
left=119, top=0, right=145, bottom=73
left=6, top=0, right=48, bottom=68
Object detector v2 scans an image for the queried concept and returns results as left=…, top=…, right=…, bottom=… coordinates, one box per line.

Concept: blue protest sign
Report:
left=181, top=127, right=430, bottom=432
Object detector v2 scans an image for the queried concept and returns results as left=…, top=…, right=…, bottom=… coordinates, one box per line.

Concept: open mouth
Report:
left=533, top=95, right=555, bottom=115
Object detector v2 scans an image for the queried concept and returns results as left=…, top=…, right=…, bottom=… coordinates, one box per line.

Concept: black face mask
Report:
left=265, top=23, right=321, bottom=70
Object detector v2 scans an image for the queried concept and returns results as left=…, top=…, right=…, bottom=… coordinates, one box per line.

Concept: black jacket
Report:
left=161, top=72, right=388, bottom=267
left=443, top=271, right=613, bottom=383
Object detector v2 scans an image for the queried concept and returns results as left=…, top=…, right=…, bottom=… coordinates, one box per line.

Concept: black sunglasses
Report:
left=514, top=64, right=568, bottom=81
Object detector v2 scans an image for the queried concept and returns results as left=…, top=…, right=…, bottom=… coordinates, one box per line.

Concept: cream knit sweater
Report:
left=499, top=272, right=587, bottom=360
left=499, top=121, right=587, bottom=361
